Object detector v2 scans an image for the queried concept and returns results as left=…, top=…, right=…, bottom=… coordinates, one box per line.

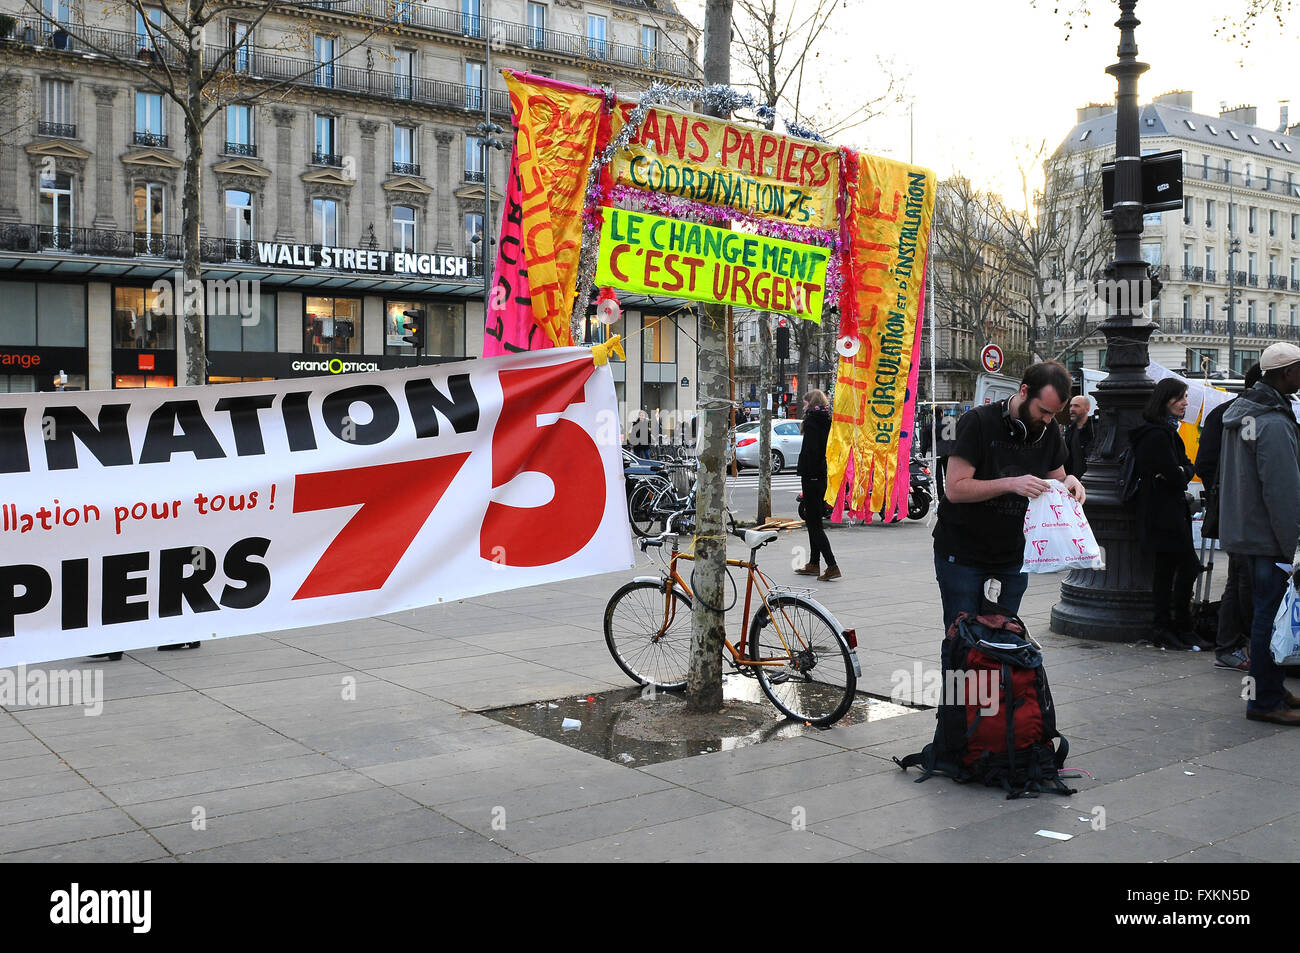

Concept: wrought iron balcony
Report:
left=464, top=169, right=485, bottom=183
left=1181, top=265, right=1204, bottom=282
left=224, top=141, right=258, bottom=157
left=312, top=151, right=343, bottom=167
left=1269, top=274, right=1287, bottom=289
left=133, top=131, right=168, bottom=147
left=391, top=161, right=421, bottom=176
left=1205, top=268, right=1216, bottom=282
left=1247, top=274, right=1259, bottom=287
left=37, top=120, right=76, bottom=138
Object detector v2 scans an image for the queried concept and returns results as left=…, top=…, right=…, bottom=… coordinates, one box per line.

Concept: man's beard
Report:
left=1019, top=401, right=1047, bottom=437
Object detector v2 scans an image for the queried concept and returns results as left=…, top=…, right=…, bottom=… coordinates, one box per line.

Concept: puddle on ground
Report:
left=484, top=676, right=925, bottom=767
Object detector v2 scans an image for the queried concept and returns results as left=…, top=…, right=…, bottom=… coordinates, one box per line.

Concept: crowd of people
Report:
left=928, top=348, right=1300, bottom=726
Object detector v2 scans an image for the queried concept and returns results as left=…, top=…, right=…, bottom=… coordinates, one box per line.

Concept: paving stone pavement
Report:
left=3, top=519, right=1295, bottom=863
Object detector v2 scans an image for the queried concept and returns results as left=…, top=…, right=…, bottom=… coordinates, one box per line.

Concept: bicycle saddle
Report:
left=742, top=529, right=780, bottom=549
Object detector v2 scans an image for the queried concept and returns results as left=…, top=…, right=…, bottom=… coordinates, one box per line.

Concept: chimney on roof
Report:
left=1076, top=103, right=1113, bottom=123
left=1153, top=90, right=1193, bottom=109
left=1280, top=102, right=1291, bottom=134
left=1220, top=104, right=1257, bottom=126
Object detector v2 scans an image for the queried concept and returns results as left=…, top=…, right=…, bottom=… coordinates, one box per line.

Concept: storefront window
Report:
left=384, top=300, right=464, bottom=356
left=645, top=313, right=676, bottom=363
left=114, top=375, right=176, bottom=389
left=209, top=293, right=276, bottom=352
left=304, top=296, right=361, bottom=354
left=112, top=287, right=176, bottom=349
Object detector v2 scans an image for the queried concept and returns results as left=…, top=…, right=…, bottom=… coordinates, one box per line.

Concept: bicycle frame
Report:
left=651, top=539, right=800, bottom=669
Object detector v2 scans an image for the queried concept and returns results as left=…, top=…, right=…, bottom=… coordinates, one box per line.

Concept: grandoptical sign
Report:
left=610, top=103, right=840, bottom=229
left=595, top=208, right=830, bottom=321
left=0, top=350, right=633, bottom=666
left=254, top=243, right=471, bottom=278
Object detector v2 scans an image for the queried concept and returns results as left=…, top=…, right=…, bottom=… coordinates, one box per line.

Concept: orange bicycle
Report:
left=603, top=520, right=859, bottom=726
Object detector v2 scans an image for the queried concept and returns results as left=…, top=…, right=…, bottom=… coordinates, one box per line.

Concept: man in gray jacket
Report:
left=1219, top=342, right=1300, bottom=725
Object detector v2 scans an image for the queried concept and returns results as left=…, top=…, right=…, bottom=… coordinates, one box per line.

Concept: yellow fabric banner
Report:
left=609, top=103, right=840, bottom=229
left=594, top=208, right=829, bottom=320
left=826, top=151, right=936, bottom=518
left=505, top=72, right=605, bottom=348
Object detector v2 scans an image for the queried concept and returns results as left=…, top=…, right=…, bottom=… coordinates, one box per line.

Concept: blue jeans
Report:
left=933, top=553, right=1029, bottom=632
left=1247, top=556, right=1290, bottom=714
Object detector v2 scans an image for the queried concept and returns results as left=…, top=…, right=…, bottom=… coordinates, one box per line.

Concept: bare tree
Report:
left=20, top=0, right=404, bottom=384
left=685, top=0, right=733, bottom=715
left=932, top=175, right=1021, bottom=388
left=1001, top=142, right=1112, bottom=363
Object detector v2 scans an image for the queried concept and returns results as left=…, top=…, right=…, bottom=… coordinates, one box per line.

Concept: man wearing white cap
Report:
left=1219, top=342, right=1300, bottom=725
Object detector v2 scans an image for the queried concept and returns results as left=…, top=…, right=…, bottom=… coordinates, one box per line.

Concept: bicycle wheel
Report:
left=604, top=580, right=692, bottom=690
left=628, top=481, right=663, bottom=538
left=749, top=595, right=855, bottom=726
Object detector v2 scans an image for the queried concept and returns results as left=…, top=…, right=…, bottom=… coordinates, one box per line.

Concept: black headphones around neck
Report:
left=1001, top=397, right=1048, bottom=446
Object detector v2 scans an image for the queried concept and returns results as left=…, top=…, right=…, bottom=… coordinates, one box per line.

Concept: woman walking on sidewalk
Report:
left=795, top=390, right=840, bottom=582
left=1131, top=378, right=1204, bottom=651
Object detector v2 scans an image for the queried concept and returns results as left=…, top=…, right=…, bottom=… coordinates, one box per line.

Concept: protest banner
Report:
left=0, top=351, right=634, bottom=667
left=483, top=72, right=607, bottom=356
left=594, top=207, right=829, bottom=321
left=826, top=151, right=935, bottom=520
left=609, top=102, right=839, bottom=230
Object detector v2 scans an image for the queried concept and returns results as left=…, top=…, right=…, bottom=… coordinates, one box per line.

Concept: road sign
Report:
left=980, top=343, right=1004, bottom=373
left=1102, top=149, right=1184, bottom=218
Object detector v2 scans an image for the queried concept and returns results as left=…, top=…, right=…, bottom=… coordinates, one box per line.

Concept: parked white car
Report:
left=735, top=420, right=803, bottom=474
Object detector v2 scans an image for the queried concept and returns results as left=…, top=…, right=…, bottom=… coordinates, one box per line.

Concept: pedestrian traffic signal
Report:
left=402, top=309, right=426, bottom=351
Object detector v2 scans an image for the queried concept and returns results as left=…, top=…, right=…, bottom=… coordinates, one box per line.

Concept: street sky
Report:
left=672, top=0, right=1299, bottom=207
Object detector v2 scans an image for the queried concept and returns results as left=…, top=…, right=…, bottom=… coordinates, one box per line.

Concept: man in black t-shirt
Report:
left=933, top=361, right=1086, bottom=629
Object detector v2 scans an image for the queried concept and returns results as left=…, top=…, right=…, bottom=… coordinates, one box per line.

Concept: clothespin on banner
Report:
left=591, top=333, right=624, bottom=367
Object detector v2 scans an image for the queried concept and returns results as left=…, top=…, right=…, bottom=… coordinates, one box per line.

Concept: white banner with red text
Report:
left=0, top=349, right=634, bottom=667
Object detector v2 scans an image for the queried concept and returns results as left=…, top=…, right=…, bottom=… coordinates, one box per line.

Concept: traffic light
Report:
left=402, top=309, right=426, bottom=352
left=776, top=319, right=790, bottom=360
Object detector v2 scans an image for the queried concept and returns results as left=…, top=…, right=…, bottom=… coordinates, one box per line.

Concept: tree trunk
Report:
left=181, top=12, right=205, bottom=387
left=757, top=312, right=772, bottom=522
left=686, top=0, right=733, bottom=715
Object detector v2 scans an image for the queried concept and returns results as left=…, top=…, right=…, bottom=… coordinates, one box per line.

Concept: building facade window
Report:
left=1206, top=200, right=1215, bottom=228
left=392, top=205, right=416, bottom=252
left=1248, top=252, right=1257, bottom=280
left=1249, top=206, right=1257, bottom=234
left=464, top=211, right=483, bottom=260
left=1183, top=196, right=1192, bottom=225
left=1269, top=302, right=1277, bottom=329
left=224, top=189, right=253, bottom=252
left=304, top=296, right=361, bottom=354
left=393, top=48, right=414, bottom=100
left=313, top=35, right=336, bottom=88
left=135, top=91, right=165, bottom=146
left=465, top=135, right=484, bottom=182
left=462, top=0, right=481, bottom=36
left=38, top=171, right=74, bottom=248
left=644, top=313, right=676, bottom=362
left=226, top=105, right=253, bottom=155
left=1247, top=300, right=1257, bottom=333
left=1205, top=297, right=1214, bottom=322
left=465, top=60, right=484, bottom=110
left=392, top=124, right=417, bottom=174
left=587, top=14, right=607, bottom=57
left=136, top=7, right=163, bottom=51
left=313, top=114, right=338, bottom=165
left=526, top=1, right=546, bottom=48
left=39, top=78, right=74, bottom=137
left=1270, top=209, right=1278, bottom=236
left=132, top=182, right=166, bottom=253
left=229, top=20, right=251, bottom=72
left=42, top=0, right=71, bottom=25
left=312, top=197, right=338, bottom=246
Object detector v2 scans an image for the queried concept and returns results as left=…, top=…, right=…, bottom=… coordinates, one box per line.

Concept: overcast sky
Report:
left=673, top=0, right=1299, bottom=206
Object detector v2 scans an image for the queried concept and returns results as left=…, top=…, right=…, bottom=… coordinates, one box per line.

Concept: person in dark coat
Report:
left=1194, top=363, right=1262, bottom=670
left=1064, top=395, right=1095, bottom=478
left=795, top=390, right=839, bottom=582
left=1131, top=378, right=1203, bottom=650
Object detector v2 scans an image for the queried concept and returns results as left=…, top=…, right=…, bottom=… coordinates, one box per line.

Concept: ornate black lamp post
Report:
left=1051, top=0, right=1160, bottom=640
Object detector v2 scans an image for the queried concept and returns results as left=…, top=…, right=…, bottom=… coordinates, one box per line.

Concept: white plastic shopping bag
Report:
left=1270, top=580, right=1300, bottom=666
left=1021, top=480, right=1104, bottom=573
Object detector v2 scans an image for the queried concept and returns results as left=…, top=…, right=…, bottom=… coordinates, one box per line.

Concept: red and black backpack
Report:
left=895, top=609, right=1075, bottom=799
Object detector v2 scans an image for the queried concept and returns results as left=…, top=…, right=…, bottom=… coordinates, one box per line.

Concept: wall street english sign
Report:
left=254, top=243, right=471, bottom=279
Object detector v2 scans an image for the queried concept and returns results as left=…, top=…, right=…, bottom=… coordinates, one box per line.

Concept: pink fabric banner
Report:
left=483, top=152, right=555, bottom=356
